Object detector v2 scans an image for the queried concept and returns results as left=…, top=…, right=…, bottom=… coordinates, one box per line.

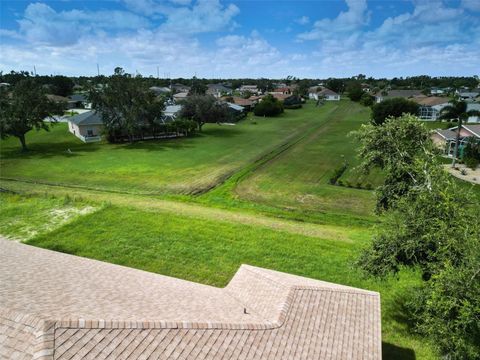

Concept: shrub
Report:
left=464, top=157, right=479, bottom=170
left=328, top=162, right=348, bottom=185
left=254, top=95, right=284, bottom=117
left=371, top=98, right=420, bottom=125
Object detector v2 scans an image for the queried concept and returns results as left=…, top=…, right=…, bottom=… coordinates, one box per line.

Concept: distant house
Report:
left=162, top=105, right=183, bottom=122
left=68, top=110, right=103, bottom=142
left=226, top=102, right=246, bottom=122
left=430, top=87, right=448, bottom=95
left=206, top=84, right=231, bottom=98
left=68, top=94, right=91, bottom=109
left=222, top=96, right=255, bottom=111
left=413, top=96, right=450, bottom=121
left=373, top=89, right=423, bottom=103
left=270, top=87, right=292, bottom=95
left=170, top=83, right=191, bottom=93
left=467, top=103, right=480, bottom=123
left=150, top=86, right=171, bottom=96
left=0, top=82, right=10, bottom=88
left=47, top=94, right=75, bottom=109
left=308, top=87, right=340, bottom=101
left=173, top=92, right=189, bottom=102
left=431, top=124, right=480, bottom=157
left=239, top=85, right=259, bottom=94
left=456, top=90, right=479, bottom=101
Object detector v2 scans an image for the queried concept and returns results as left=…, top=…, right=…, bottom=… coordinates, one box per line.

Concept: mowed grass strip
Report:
left=22, top=203, right=436, bottom=360
left=235, top=100, right=381, bottom=218
left=0, top=103, right=327, bottom=195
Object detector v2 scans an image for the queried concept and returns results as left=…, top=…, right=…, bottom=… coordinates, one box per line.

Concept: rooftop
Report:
left=414, top=96, right=450, bottom=106
left=0, top=238, right=381, bottom=360
left=68, top=110, right=103, bottom=126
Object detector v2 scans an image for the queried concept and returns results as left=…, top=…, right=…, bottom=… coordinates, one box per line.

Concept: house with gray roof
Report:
left=373, top=89, right=423, bottom=103
left=207, top=84, right=232, bottom=98
left=0, top=238, right=382, bottom=360
left=308, top=86, right=340, bottom=101
left=67, top=110, right=103, bottom=142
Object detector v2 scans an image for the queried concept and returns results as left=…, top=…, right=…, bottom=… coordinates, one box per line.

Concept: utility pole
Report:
left=157, top=66, right=160, bottom=79
left=33, top=65, right=37, bottom=76
left=96, top=63, right=100, bottom=76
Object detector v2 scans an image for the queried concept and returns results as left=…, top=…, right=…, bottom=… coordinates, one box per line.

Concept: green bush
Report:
left=254, top=95, right=284, bottom=117
left=371, top=98, right=420, bottom=125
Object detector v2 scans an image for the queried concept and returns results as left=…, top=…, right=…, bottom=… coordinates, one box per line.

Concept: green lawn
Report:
left=233, top=100, right=381, bottom=218
left=0, top=103, right=330, bottom=195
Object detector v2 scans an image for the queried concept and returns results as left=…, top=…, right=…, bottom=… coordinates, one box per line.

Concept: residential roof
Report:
left=467, top=103, right=480, bottom=112
left=173, top=92, right=189, bottom=99
left=270, top=93, right=292, bottom=101
left=414, top=96, right=450, bottom=106
left=434, top=129, right=457, bottom=140
left=226, top=102, right=244, bottom=111
left=68, top=110, right=103, bottom=126
left=375, top=89, right=423, bottom=98
left=150, top=86, right=171, bottom=95
left=69, top=94, right=87, bottom=102
left=46, top=94, right=69, bottom=103
left=164, top=105, right=183, bottom=116
left=228, top=97, right=254, bottom=106
left=463, top=125, right=480, bottom=137
left=0, top=238, right=381, bottom=360
left=317, top=87, right=339, bottom=96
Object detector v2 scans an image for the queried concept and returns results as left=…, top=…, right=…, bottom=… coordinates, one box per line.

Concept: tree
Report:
left=354, top=114, right=480, bottom=358
left=180, top=95, right=229, bottom=131
left=253, top=95, right=284, bottom=117
left=49, top=75, right=74, bottom=97
left=352, top=115, right=434, bottom=211
left=439, top=98, right=480, bottom=167
left=463, top=137, right=480, bottom=169
left=346, top=81, right=364, bottom=101
left=359, top=92, right=374, bottom=107
left=371, top=97, right=419, bottom=125
left=188, top=77, right=207, bottom=95
left=0, top=79, right=62, bottom=151
left=325, top=78, right=345, bottom=94
left=89, top=70, right=165, bottom=142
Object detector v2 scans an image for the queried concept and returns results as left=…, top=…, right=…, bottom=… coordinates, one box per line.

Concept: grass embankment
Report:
left=0, top=192, right=435, bottom=359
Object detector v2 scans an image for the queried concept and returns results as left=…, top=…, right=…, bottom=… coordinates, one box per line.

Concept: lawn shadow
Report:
left=1, top=141, right=101, bottom=159
left=382, top=342, right=416, bottom=360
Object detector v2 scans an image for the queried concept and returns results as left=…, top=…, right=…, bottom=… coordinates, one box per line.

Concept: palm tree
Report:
left=439, top=98, right=480, bottom=167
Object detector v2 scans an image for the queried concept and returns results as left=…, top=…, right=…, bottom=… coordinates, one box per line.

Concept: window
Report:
left=87, top=129, right=94, bottom=137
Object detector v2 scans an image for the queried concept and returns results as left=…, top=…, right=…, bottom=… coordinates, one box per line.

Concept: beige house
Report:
left=67, top=110, right=103, bottom=142
left=0, top=238, right=381, bottom=360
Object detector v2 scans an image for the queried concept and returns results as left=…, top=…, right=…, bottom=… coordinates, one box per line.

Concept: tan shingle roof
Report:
left=0, top=238, right=381, bottom=359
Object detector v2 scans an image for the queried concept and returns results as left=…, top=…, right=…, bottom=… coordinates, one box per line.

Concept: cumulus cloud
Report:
left=298, top=0, right=369, bottom=40
left=16, top=2, right=150, bottom=45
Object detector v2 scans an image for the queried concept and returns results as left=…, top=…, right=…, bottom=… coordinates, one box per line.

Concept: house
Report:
left=413, top=96, right=450, bottom=121
left=308, top=86, right=340, bottom=101
left=467, top=103, right=480, bottom=123
left=226, top=102, right=246, bottom=122
left=239, top=84, right=259, bottom=94
left=46, top=94, right=72, bottom=109
left=0, top=238, right=382, bottom=360
left=222, top=96, right=256, bottom=111
left=270, top=87, right=292, bottom=95
left=149, top=86, right=171, bottom=96
left=170, top=83, right=191, bottom=93
left=373, top=89, right=423, bottom=103
left=206, top=83, right=232, bottom=98
left=456, top=90, right=479, bottom=101
left=0, top=82, right=10, bottom=88
left=67, top=110, right=103, bottom=142
left=430, top=87, right=448, bottom=95
left=162, top=104, right=183, bottom=122
left=173, top=91, right=189, bottom=102
left=431, top=124, right=480, bottom=157
left=68, top=94, right=91, bottom=109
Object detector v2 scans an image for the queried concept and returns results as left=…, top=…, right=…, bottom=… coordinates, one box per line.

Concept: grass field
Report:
left=233, top=100, right=382, bottom=218
left=0, top=103, right=331, bottom=195
left=3, top=100, right=474, bottom=359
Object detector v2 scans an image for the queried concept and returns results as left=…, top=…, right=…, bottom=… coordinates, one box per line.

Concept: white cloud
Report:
left=295, top=16, right=310, bottom=25
left=15, top=3, right=150, bottom=46
left=298, top=0, right=369, bottom=40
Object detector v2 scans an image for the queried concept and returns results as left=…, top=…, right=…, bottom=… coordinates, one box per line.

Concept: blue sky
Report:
left=0, top=0, right=479, bottom=78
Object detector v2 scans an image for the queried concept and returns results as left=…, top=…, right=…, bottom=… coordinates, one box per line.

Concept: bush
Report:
left=360, top=93, right=374, bottom=107
left=328, top=162, right=348, bottom=185
left=283, top=95, right=302, bottom=109
left=254, top=95, right=284, bottom=117
left=371, top=98, right=420, bottom=125
left=464, top=157, right=479, bottom=170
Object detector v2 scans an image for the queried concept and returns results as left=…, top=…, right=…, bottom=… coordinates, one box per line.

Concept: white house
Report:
left=162, top=105, right=183, bottom=122
left=308, top=86, right=340, bottom=101
left=68, top=110, right=103, bottom=142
